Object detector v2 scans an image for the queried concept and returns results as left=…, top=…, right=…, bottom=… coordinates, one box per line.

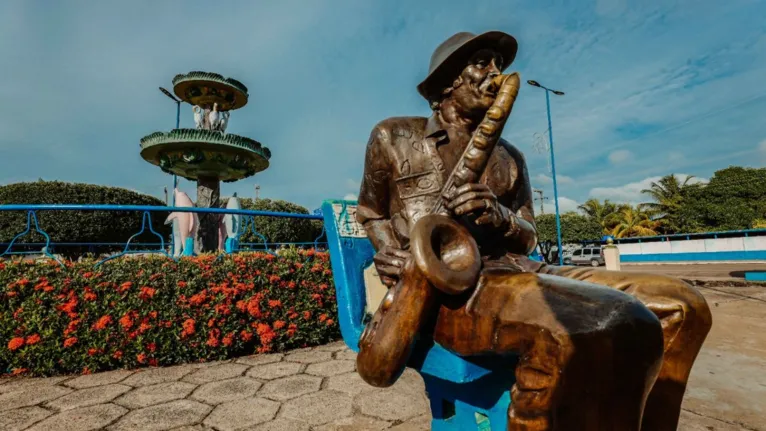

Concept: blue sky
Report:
left=1, top=0, right=765, bottom=214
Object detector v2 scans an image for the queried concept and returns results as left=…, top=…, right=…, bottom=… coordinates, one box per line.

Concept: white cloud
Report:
left=589, top=174, right=708, bottom=205
left=668, top=151, right=684, bottom=161
left=541, top=196, right=581, bottom=215
left=343, top=193, right=357, bottom=201
left=608, top=150, right=632, bottom=164
left=345, top=178, right=360, bottom=191
left=533, top=173, right=574, bottom=185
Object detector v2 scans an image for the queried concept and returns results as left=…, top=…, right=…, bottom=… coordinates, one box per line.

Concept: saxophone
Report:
left=357, top=72, right=521, bottom=387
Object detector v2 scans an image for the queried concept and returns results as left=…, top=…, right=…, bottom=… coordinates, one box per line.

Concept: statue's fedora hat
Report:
left=417, top=31, right=518, bottom=101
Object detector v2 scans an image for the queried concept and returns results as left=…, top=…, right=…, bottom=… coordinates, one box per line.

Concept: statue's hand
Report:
left=444, top=183, right=506, bottom=228
left=373, top=246, right=411, bottom=287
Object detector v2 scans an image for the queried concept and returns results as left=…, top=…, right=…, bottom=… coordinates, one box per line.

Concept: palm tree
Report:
left=640, top=174, right=698, bottom=233
left=578, top=198, right=619, bottom=233
left=609, top=206, right=661, bottom=238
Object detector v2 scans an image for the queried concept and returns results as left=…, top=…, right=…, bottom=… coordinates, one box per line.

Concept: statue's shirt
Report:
left=356, top=115, right=535, bottom=258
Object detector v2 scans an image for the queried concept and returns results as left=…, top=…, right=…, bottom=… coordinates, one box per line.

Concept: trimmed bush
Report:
left=0, top=181, right=171, bottom=258
left=0, top=249, right=339, bottom=377
left=232, top=198, right=324, bottom=247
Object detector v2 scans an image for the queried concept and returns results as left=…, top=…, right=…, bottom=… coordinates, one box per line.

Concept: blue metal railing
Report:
left=0, top=204, right=326, bottom=267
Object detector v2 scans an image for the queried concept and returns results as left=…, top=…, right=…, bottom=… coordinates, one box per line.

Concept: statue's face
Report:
left=448, top=48, right=504, bottom=114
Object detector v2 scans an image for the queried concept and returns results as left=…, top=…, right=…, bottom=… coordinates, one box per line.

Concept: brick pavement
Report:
left=0, top=284, right=763, bottom=430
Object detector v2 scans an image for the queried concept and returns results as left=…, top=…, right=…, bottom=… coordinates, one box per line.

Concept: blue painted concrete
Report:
left=621, top=250, right=766, bottom=262
left=321, top=199, right=515, bottom=430
left=745, top=272, right=766, bottom=281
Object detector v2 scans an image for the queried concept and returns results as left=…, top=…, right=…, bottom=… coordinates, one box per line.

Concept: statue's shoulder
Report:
left=369, top=116, right=428, bottom=144
left=498, top=138, right=528, bottom=166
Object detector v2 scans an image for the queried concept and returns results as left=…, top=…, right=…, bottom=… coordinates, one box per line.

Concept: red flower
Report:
left=302, top=311, right=312, bottom=320
left=88, top=348, right=98, bottom=356
left=222, top=333, right=234, bottom=347
left=319, top=313, right=328, bottom=322
left=326, top=319, right=335, bottom=326
left=268, top=275, right=281, bottom=284
left=182, top=319, right=196, bottom=338
left=113, top=350, right=123, bottom=360
left=206, top=329, right=221, bottom=347
left=240, top=330, right=253, bottom=342
left=147, top=343, right=157, bottom=352
left=118, top=281, right=132, bottom=293
left=83, top=288, right=97, bottom=301
left=93, top=315, right=113, bottom=331
left=273, top=320, right=286, bottom=330
left=119, top=314, right=134, bottom=330
left=139, top=287, right=156, bottom=300
left=63, top=337, right=78, bottom=348
left=8, top=337, right=25, bottom=351
left=25, top=334, right=41, bottom=345
left=177, top=281, right=187, bottom=288
left=137, top=353, right=147, bottom=364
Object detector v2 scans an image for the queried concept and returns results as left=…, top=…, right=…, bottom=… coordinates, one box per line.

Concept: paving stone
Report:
left=325, top=372, right=375, bottom=396
left=64, top=370, right=134, bottom=389
left=259, top=375, right=321, bottom=401
left=0, top=376, right=71, bottom=394
left=284, top=350, right=334, bottom=364
left=46, top=384, right=132, bottom=411
left=333, top=350, right=357, bottom=361
left=305, top=360, right=356, bottom=377
left=356, top=386, right=428, bottom=422
left=247, top=361, right=303, bottom=380
left=314, top=414, right=391, bottom=431
left=280, top=390, right=353, bottom=426
left=245, top=418, right=311, bottom=431
left=182, top=362, right=249, bottom=384
left=236, top=353, right=284, bottom=366
left=315, top=341, right=348, bottom=352
left=115, top=381, right=197, bottom=409
left=0, top=406, right=53, bottom=431
left=191, top=377, right=262, bottom=405
left=121, top=365, right=194, bottom=387
left=28, top=403, right=128, bottom=431
left=171, top=426, right=215, bottom=431
left=387, top=414, right=431, bottom=431
left=204, top=397, right=280, bottom=430
left=0, top=384, right=72, bottom=412
left=109, top=400, right=211, bottom=431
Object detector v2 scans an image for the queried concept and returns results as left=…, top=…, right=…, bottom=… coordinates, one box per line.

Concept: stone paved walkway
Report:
left=0, top=284, right=763, bottom=430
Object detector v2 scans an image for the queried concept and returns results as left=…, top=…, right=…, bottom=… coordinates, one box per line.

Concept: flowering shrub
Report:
left=0, top=249, right=339, bottom=377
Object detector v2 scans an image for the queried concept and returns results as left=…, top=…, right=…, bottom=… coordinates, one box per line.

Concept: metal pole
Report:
left=172, top=101, right=180, bottom=204
left=545, top=89, right=564, bottom=265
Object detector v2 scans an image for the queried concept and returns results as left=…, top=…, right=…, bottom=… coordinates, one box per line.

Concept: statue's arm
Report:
left=355, top=125, right=400, bottom=252
left=497, top=144, right=538, bottom=256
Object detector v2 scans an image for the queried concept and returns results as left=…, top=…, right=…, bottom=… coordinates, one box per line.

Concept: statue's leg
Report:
left=539, top=266, right=713, bottom=431
left=434, top=270, right=665, bottom=431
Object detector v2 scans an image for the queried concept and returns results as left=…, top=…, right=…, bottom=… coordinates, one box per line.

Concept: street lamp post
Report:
left=159, top=87, right=181, bottom=205
left=528, top=80, right=565, bottom=265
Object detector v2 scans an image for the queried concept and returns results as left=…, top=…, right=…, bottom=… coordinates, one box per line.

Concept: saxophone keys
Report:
left=487, top=106, right=505, bottom=120
left=473, top=135, right=489, bottom=149
left=479, top=123, right=496, bottom=136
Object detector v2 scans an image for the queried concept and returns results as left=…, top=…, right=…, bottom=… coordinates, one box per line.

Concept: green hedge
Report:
left=231, top=198, right=324, bottom=247
left=0, top=249, right=339, bottom=377
left=0, top=181, right=171, bottom=258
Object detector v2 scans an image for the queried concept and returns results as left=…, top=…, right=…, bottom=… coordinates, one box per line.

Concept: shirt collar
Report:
left=424, top=114, right=449, bottom=142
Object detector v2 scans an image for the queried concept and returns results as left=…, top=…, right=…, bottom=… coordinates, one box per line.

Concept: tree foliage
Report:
left=535, top=212, right=603, bottom=243
left=0, top=181, right=170, bottom=258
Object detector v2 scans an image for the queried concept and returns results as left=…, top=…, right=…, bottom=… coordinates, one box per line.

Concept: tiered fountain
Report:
left=140, top=71, right=270, bottom=252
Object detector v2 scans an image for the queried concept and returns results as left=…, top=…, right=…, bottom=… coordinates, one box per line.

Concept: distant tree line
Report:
left=535, top=166, right=766, bottom=244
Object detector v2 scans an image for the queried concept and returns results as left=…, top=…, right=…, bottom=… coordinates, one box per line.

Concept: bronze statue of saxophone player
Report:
left=355, top=31, right=712, bottom=431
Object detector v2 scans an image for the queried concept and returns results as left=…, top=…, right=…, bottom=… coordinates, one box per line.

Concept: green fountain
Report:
left=140, top=71, right=271, bottom=252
